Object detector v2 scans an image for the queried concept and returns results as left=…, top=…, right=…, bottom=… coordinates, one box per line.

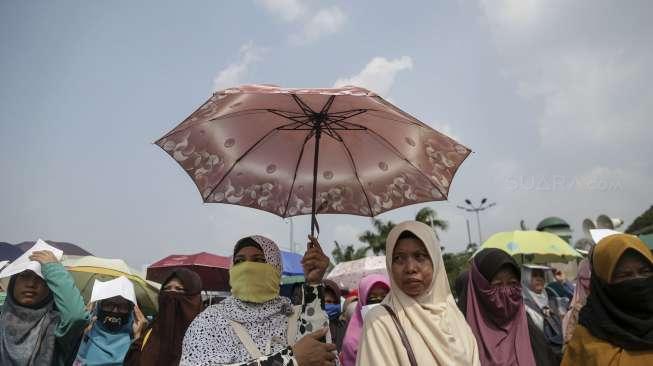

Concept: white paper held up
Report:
left=0, top=239, right=64, bottom=279
left=90, top=276, right=137, bottom=305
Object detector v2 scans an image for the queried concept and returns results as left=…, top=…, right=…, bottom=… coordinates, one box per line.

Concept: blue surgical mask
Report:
left=325, top=303, right=341, bottom=319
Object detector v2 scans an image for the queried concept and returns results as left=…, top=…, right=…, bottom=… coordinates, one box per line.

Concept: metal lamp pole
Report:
left=457, top=198, right=496, bottom=245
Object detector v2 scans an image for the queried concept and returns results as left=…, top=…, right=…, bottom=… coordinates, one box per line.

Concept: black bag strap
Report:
left=382, top=304, right=418, bottom=366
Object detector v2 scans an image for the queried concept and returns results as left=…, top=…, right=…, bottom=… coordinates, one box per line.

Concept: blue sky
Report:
left=2, top=0, right=651, bottom=269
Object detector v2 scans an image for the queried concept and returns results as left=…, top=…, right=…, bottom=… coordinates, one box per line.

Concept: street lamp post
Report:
left=457, top=198, right=496, bottom=245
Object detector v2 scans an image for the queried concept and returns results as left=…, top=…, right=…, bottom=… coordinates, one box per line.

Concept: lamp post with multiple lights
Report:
left=457, top=198, right=496, bottom=246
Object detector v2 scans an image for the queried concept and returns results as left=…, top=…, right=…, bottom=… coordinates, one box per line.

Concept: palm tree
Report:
left=358, top=207, right=449, bottom=254
left=415, top=207, right=449, bottom=240
left=331, top=241, right=369, bottom=263
left=358, top=219, right=396, bottom=255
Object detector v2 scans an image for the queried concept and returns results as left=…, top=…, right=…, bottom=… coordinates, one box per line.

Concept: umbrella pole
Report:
left=311, top=128, right=322, bottom=238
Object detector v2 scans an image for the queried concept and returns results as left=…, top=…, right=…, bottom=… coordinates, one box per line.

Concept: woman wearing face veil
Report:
left=124, top=268, right=203, bottom=366
left=181, top=235, right=337, bottom=366
left=562, top=234, right=653, bottom=365
left=74, top=278, right=145, bottom=366
left=461, top=248, right=559, bottom=366
left=340, top=274, right=390, bottom=366
left=357, top=221, right=480, bottom=366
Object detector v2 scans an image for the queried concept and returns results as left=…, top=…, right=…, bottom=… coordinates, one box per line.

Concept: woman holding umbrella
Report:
left=181, top=235, right=337, bottom=366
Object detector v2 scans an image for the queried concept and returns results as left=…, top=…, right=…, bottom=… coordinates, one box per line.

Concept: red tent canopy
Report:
left=147, top=252, right=231, bottom=291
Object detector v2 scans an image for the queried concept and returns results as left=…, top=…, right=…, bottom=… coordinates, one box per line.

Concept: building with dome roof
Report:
left=536, top=216, right=572, bottom=244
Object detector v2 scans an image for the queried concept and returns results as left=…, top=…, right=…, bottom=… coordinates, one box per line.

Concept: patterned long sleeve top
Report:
left=181, top=284, right=336, bottom=366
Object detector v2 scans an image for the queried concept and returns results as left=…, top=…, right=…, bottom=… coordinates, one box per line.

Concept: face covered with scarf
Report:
left=465, top=248, right=536, bottom=366
left=323, top=280, right=342, bottom=320
left=98, top=296, right=134, bottom=332
left=229, top=236, right=282, bottom=303
left=136, top=268, right=203, bottom=366
left=579, top=234, right=653, bottom=350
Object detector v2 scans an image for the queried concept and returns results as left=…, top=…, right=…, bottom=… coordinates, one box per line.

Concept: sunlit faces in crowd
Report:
left=611, top=249, right=653, bottom=283
left=366, top=283, right=389, bottom=304
left=324, top=288, right=339, bottom=305
left=391, top=232, right=433, bottom=298
left=490, top=265, right=520, bottom=288
left=12, top=270, right=50, bottom=306
left=233, top=246, right=266, bottom=265
left=99, top=295, right=133, bottom=332
left=529, top=268, right=546, bottom=294
left=163, top=276, right=187, bottom=293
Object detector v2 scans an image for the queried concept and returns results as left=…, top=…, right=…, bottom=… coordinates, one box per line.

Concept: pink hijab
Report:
left=466, top=248, right=536, bottom=366
left=340, top=274, right=389, bottom=366
left=562, top=258, right=591, bottom=343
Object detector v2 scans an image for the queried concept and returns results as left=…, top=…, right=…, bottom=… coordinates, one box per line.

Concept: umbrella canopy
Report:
left=146, top=252, right=231, bottom=291
left=326, top=256, right=387, bottom=290
left=280, top=251, right=304, bottom=285
left=63, top=256, right=160, bottom=316
left=0, top=242, right=23, bottom=261
left=479, top=230, right=582, bottom=264
left=156, top=84, right=471, bottom=235
left=15, top=240, right=93, bottom=257
left=640, top=233, right=653, bottom=250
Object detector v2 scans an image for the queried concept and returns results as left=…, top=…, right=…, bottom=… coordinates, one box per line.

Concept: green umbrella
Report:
left=639, top=234, right=653, bottom=250
left=479, top=230, right=582, bottom=264
left=63, top=256, right=160, bottom=316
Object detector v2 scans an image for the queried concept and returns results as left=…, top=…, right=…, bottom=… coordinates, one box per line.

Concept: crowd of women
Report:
left=0, top=220, right=651, bottom=365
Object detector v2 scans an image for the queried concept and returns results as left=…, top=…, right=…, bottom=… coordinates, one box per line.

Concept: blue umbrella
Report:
left=281, top=251, right=304, bottom=285
left=0, top=243, right=23, bottom=262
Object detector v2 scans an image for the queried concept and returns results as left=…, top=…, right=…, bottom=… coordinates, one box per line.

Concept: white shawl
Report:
left=357, top=221, right=480, bottom=366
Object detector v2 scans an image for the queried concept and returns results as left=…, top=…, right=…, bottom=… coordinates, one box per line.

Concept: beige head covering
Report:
left=356, top=221, right=480, bottom=366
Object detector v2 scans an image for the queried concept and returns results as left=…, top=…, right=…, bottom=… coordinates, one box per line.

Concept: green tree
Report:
left=358, top=218, right=396, bottom=255
left=625, top=205, right=653, bottom=235
left=358, top=207, right=449, bottom=254
left=442, top=249, right=473, bottom=294
left=415, top=207, right=449, bottom=240
left=331, top=241, right=369, bottom=264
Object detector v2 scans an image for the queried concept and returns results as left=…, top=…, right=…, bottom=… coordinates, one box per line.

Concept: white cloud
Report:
left=257, top=1, right=346, bottom=45
left=212, top=42, right=265, bottom=92
left=333, top=56, right=413, bottom=96
left=257, top=0, right=307, bottom=22
left=290, top=6, right=346, bottom=45
left=478, top=0, right=652, bottom=150
left=479, top=0, right=543, bottom=31
left=430, top=121, right=461, bottom=143
left=333, top=224, right=362, bottom=246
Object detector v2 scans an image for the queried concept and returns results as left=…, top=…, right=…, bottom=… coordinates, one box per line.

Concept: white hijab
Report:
left=357, top=221, right=480, bottom=366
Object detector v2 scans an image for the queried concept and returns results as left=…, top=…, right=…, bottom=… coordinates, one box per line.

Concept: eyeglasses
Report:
left=100, top=301, right=131, bottom=313
left=366, top=297, right=385, bottom=304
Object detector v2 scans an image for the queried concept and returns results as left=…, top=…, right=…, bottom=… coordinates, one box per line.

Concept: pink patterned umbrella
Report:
left=156, top=85, right=471, bottom=234
left=326, top=256, right=387, bottom=291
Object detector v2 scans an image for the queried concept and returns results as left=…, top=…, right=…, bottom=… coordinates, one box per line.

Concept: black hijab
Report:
left=579, top=234, right=653, bottom=351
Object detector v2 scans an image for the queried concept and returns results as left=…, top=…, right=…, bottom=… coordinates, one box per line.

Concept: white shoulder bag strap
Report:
left=286, top=305, right=301, bottom=346
left=228, top=320, right=265, bottom=359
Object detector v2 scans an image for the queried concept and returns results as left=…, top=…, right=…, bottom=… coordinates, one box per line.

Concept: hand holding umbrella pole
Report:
left=302, top=235, right=329, bottom=285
